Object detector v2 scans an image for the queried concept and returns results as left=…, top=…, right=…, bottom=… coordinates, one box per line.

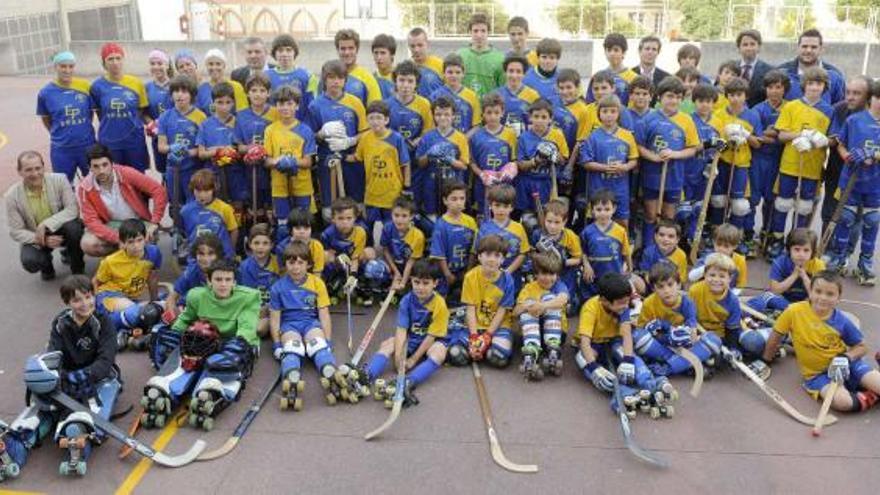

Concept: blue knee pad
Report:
left=111, top=303, right=143, bottom=330
left=747, top=292, right=790, bottom=313
left=306, top=335, right=336, bottom=375
left=611, top=342, right=654, bottom=389
left=632, top=326, right=675, bottom=362
left=149, top=324, right=181, bottom=369
left=690, top=332, right=722, bottom=363
left=832, top=205, right=858, bottom=257
left=519, top=313, right=541, bottom=346
left=487, top=329, right=513, bottom=366
left=860, top=207, right=880, bottom=267
left=280, top=338, right=306, bottom=377
left=739, top=327, right=771, bottom=357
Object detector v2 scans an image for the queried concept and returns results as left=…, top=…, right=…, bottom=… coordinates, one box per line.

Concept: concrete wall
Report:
left=700, top=41, right=877, bottom=79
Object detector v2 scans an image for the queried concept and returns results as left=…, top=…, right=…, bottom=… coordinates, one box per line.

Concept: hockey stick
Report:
left=471, top=362, right=539, bottom=473
left=344, top=271, right=356, bottom=358
left=689, top=153, right=722, bottom=264
left=793, top=152, right=805, bottom=228
left=740, top=302, right=776, bottom=325
left=550, top=159, right=559, bottom=200
left=657, top=159, right=669, bottom=214
left=349, top=290, right=397, bottom=367
left=197, top=373, right=282, bottom=460
left=818, top=166, right=859, bottom=258
left=170, top=164, right=184, bottom=276
left=606, top=356, right=669, bottom=468
left=672, top=347, right=704, bottom=397
left=364, top=367, right=405, bottom=441
left=696, top=326, right=837, bottom=426
left=333, top=153, right=347, bottom=198
left=722, top=146, right=737, bottom=223
left=533, top=191, right=545, bottom=228
left=811, top=379, right=840, bottom=437
left=50, top=390, right=205, bottom=468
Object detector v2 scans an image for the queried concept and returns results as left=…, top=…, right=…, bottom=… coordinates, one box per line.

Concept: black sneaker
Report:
left=40, top=268, right=56, bottom=281
left=60, top=249, right=71, bottom=266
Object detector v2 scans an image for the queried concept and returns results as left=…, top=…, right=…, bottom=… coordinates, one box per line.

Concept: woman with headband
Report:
left=146, top=49, right=173, bottom=174
left=89, top=43, right=151, bottom=172
left=196, top=48, right=249, bottom=115
left=36, top=51, right=97, bottom=182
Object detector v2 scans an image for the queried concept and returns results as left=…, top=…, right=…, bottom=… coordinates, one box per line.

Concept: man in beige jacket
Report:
left=5, top=151, right=84, bottom=280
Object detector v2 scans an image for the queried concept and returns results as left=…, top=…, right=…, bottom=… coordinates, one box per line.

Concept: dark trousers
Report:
left=20, top=219, right=84, bottom=275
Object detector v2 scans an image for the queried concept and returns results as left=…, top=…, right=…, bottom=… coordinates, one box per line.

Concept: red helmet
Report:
left=181, top=320, right=220, bottom=371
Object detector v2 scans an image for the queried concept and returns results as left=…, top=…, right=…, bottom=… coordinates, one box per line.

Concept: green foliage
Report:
left=673, top=0, right=757, bottom=40
left=397, top=0, right=509, bottom=36
left=555, top=1, right=607, bottom=36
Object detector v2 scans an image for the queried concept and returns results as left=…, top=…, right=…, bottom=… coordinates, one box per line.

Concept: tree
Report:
left=673, top=0, right=758, bottom=40
left=556, top=1, right=607, bottom=36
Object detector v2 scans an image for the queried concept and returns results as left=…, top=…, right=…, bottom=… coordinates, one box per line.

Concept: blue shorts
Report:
left=365, top=207, right=392, bottom=228
left=775, top=173, right=818, bottom=201
left=515, top=175, right=552, bottom=212
left=642, top=187, right=681, bottom=203
left=280, top=319, right=323, bottom=336
left=166, top=166, right=199, bottom=205
left=108, top=141, right=150, bottom=173
left=845, top=190, right=880, bottom=209
left=587, top=175, right=630, bottom=219
left=640, top=160, right=683, bottom=195
left=802, top=358, right=873, bottom=400
left=50, top=143, right=92, bottom=182
left=712, top=162, right=749, bottom=199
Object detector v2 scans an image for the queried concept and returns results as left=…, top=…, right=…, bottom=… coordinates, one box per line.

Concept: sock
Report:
left=366, top=353, right=389, bottom=381
left=407, top=358, right=441, bottom=386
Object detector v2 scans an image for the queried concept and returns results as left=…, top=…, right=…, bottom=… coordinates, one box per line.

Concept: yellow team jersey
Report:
left=118, top=74, right=149, bottom=109
left=402, top=292, right=450, bottom=339
left=461, top=266, right=516, bottom=330
left=542, top=126, right=571, bottom=160
left=525, top=49, right=539, bottom=68
left=206, top=198, right=238, bottom=233
left=584, top=102, right=602, bottom=132
left=732, top=252, right=748, bottom=288
left=263, top=119, right=316, bottom=204
left=355, top=129, right=410, bottom=209
left=774, top=301, right=862, bottom=379
left=775, top=98, right=832, bottom=181
left=405, top=95, right=435, bottom=140
left=444, top=128, right=473, bottom=165
left=577, top=295, right=627, bottom=343
left=422, top=55, right=444, bottom=79
left=688, top=280, right=739, bottom=337
left=402, top=226, right=426, bottom=259
left=713, top=94, right=729, bottom=114
left=712, top=107, right=757, bottom=167
left=310, top=239, right=325, bottom=274
left=301, top=273, right=331, bottom=308
left=344, top=226, right=368, bottom=261
left=558, top=228, right=584, bottom=260
left=349, top=65, right=383, bottom=105
left=564, top=98, right=592, bottom=142
left=637, top=292, right=690, bottom=327
left=516, top=280, right=569, bottom=330
left=668, top=248, right=688, bottom=285
left=95, top=247, right=160, bottom=299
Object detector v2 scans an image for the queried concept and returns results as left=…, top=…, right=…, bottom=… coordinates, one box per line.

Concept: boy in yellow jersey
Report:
left=758, top=271, right=880, bottom=412
left=767, top=67, right=833, bottom=257
left=689, top=223, right=748, bottom=290
left=636, top=219, right=688, bottom=293
left=475, top=184, right=531, bottom=287
left=712, top=60, right=741, bottom=113
left=530, top=199, right=582, bottom=312
left=371, top=34, right=396, bottom=99
left=634, top=263, right=721, bottom=383
left=576, top=272, right=654, bottom=417
left=346, top=100, right=411, bottom=235
left=514, top=252, right=570, bottom=380
left=181, top=169, right=238, bottom=260
left=379, top=197, right=425, bottom=296
left=708, top=78, right=763, bottom=236
left=94, top=219, right=163, bottom=350
left=430, top=180, right=477, bottom=305
left=263, top=86, right=317, bottom=235
left=321, top=197, right=369, bottom=303
left=407, top=27, right=445, bottom=98
left=459, top=235, right=517, bottom=368
left=334, top=29, right=382, bottom=107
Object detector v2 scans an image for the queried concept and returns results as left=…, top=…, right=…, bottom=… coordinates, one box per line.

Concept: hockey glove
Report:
left=536, top=141, right=559, bottom=165
left=668, top=325, right=692, bottom=348
left=468, top=333, right=491, bottom=361
left=145, top=120, right=158, bottom=137
left=276, top=155, right=299, bottom=175
left=63, top=369, right=93, bottom=401
left=327, top=136, right=357, bottom=152
left=168, top=142, right=188, bottom=163
left=320, top=120, right=347, bottom=139
left=792, top=135, right=813, bottom=153
left=617, top=356, right=636, bottom=385
left=213, top=146, right=239, bottom=167
left=499, top=162, right=518, bottom=182
left=427, top=143, right=455, bottom=167
left=586, top=362, right=616, bottom=393
left=807, top=129, right=829, bottom=148
left=243, top=144, right=268, bottom=166
left=703, top=136, right=727, bottom=151
left=828, top=354, right=850, bottom=382
left=272, top=342, right=284, bottom=361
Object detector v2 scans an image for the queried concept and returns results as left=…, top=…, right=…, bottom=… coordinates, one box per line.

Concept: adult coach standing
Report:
left=36, top=51, right=96, bottom=183
left=6, top=151, right=84, bottom=280
left=407, top=27, right=445, bottom=98
left=777, top=29, right=845, bottom=106
left=735, top=29, right=774, bottom=107
left=457, top=13, right=505, bottom=98
left=231, top=37, right=274, bottom=87
left=335, top=29, right=382, bottom=107
left=632, top=35, right=670, bottom=105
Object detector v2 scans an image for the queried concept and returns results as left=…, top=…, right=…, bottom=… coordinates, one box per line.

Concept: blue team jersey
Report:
left=429, top=86, right=478, bottom=132
left=782, top=63, right=845, bottom=106
left=625, top=108, right=652, bottom=131
left=173, top=262, right=206, bottom=307
left=375, top=73, right=395, bottom=100
left=469, top=126, right=516, bottom=172
left=179, top=201, right=235, bottom=258
left=145, top=80, right=171, bottom=120
left=196, top=115, right=236, bottom=149
left=307, top=93, right=367, bottom=157
left=635, top=109, right=699, bottom=190
left=494, top=84, right=540, bottom=130
left=522, top=68, right=560, bottom=105
left=686, top=112, right=720, bottom=183
left=36, top=79, right=96, bottom=149
left=417, top=61, right=445, bottom=98
left=320, top=224, right=366, bottom=258
left=233, top=106, right=275, bottom=146
left=415, top=128, right=470, bottom=185
left=157, top=106, right=206, bottom=170
left=517, top=128, right=568, bottom=180
left=475, top=219, right=529, bottom=270
left=265, top=67, right=314, bottom=121
left=837, top=109, right=880, bottom=194
left=90, top=75, right=148, bottom=146
left=238, top=255, right=280, bottom=304
left=553, top=102, right=584, bottom=151
left=379, top=223, right=424, bottom=267
left=751, top=101, right=784, bottom=161
left=579, top=126, right=638, bottom=194
left=269, top=273, right=329, bottom=326
left=769, top=255, right=825, bottom=302
left=386, top=95, right=431, bottom=148
left=580, top=222, right=628, bottom=278
left=397, top=291, right=449, bottom=340
left=430, top=213, right=477, bottom=274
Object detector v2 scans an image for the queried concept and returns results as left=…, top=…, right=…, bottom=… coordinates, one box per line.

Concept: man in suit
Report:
left=737, top=29, right=774, bottom=107
left=231, top=37, right=274, bottom=86
left=632, top=35, right=671, bottom=105
left=5, top=151, right=83, bottom=280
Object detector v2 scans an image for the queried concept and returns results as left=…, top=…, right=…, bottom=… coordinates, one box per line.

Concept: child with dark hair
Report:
left=180, top=169, right=238, bottom=259
left=514, top=252, right=569, bottom=380
left=238, top=223, right=280, bottom=338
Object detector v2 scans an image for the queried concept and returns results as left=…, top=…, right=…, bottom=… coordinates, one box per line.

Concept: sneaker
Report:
left=60, top=249, right=71, bottom=266
left=40, top=267, right=56, bottom=281
left=858, top=268, right=876, bottom=287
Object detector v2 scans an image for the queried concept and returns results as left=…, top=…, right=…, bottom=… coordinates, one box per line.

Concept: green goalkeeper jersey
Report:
left=457, top=46, right=505, bottom=98
left=172, top=286, right=262, bottom=346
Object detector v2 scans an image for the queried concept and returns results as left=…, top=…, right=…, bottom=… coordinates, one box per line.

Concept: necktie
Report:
left=742, top=64, right=752, bottom=81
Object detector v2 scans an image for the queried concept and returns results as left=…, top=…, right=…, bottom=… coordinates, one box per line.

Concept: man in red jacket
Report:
left=77, top=144, right=167, bottom=257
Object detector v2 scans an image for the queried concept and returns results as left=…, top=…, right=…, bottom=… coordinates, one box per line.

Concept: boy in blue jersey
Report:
left=157, top=75, right=206, bottom=205
left=359, top=259, right=449, bottom=406
left=530, top=199, right=582, bottom=312
left=515, top=252, right=570, bottom=380
left=554, top=68, right=590, bottom=155
left=163, top=233, right=222, bottom=323
left=587, top=33, right=639, bottom=105
left=587, top=71, right=634, bottom=132
left=681, top=84, right=722, bottom=245
left=635, top=77, right=699, bottom=250
left=515, top=99, right=570, bottom=228
left=748, top=70, right=789, bottom=253
left=523, top=38, right=562, bottom=106
left=371, top=34, right=397, bottom=100
left=429, top=180, right=477, bottom=304
left=757, top=271, right=880, bottom=412
left=429, top=54, right=481, bottom=133
left=495, top=54, right=540, bottom=135
left=93, top=219, right=163, bottom=351
left=265, top=34, right=314, bottom=121
left=579, top=190, right=634, bottom=302
left=475, top=184, right=530, bottom=281
left=234, top=72, right=276, bottom=221
left=270, top=240, right=341, bottom=409
left=414, top=95, right=471, bottom=220
left=179, top=169, right=238, bottom=260
left=386, top=60, right=434, bottom=156
left=308, top=60, right=368, bottom=214
left=470, top=93, right=518, bottom=215
left=196, top=82, right=247, bottom=211
left=380, top=196, right=425, bottom=295
left=634, top=263, right=721, bottom=382
left=828, top=79, right=880, bottom=286
left=708, top=78, right=763, bottom=240
left=457, top=235, right=517, bottom=368
left=506, top=17, right=538, bottom=67
left=274, top=209, right=325, bottom=276
left=237, top=223, right=279, bottom=338
left=37, top=51, right=97, bottom=182
left=627, top=77, right=655, bottom=125
left=321, top=197, right=368, bottom=299
left=637, top=219, right=688, bottom=294
left=579, top=94, right=639, bottom=228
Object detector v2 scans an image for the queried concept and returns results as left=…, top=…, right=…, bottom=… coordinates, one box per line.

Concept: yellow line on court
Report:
left=114, top=416, right=182, bottom=495
left=0, top=131, right=8, bottom=151
left=0, top=489, right=45, bottom=495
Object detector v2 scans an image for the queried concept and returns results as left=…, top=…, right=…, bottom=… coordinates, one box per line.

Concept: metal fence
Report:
left=726, top=4, right=879, bottom=41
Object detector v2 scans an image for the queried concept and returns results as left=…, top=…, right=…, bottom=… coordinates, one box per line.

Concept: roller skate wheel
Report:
left=625, top=410, right=637, bottom=420
left=202, top=400, right=215, bottom=416
left=349, top=394, right=359, bottom=404
left=653, top=391, right=666, bottom=406
left=357, top=385, right=371, bottom=397
left=554, top=360, right=563, bottom=374
left=664, top=405, right=675, bottom=418
left=76, top=461, right=87, bottom=476
left=202, top=417, right=214, bottom=431
left=325, top=393, right=337, bottom=406
left=140, top=396, right=151, bottom=407
left=5, top=463, right=20, bottom=478
left=140, top=412, right=151, bottom=424
left=650, top=407, right=661, bottom=420
left=319, top=377, right=331, bottom=390
left=669, top=389, right=679, bottom=402
left=154, top=415, right=165, bottom=428
left=384, top=399, right=393, bottom=409
left=340, top=389, right=350, bottom=402
left=294, top=398, right=303, bottom=411
left=153, top=397, right=166, bottom=411
left=518, top=363, right=526, bottom=374
left=280, top=397, right=290, bottom=410
left=189, top=397, right=200, bottom=412
left=188, top=413, right=199, bottom=427
left=59, top=462, right=70, bottom=476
